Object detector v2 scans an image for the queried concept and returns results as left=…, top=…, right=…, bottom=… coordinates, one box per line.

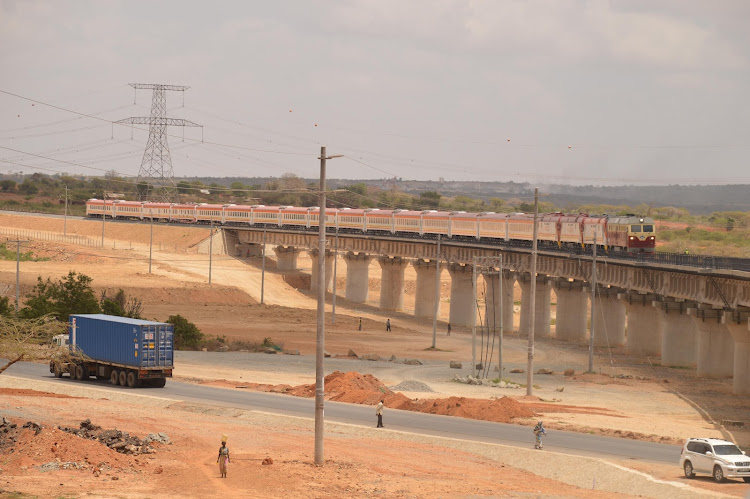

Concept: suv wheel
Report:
left=683, top=461, right=695, bottom=478
left=713, top=465, right=724, bottom=483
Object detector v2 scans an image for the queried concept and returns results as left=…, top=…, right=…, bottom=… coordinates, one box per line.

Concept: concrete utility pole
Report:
left=332, top=229, right=339, bottom=324
left=101, top=192, right=106, bottom=248
left=588, top=233, right=597, bottom=373
left=9, top=238, right=29, bottom=312
left=149, top=210, right=154, bottom=274
left=260, top=228, right=267, bottom=305
left=526, top=187, right=539, bottom=396
left=431, top=234, right=441, bottom=348
left=498, top=256, right=504, bottom=378
left=471, top=257, right=478, bottom=373
left=315, top=146, right=342, bottom=467
left=208, top=218, right=213, bottom=285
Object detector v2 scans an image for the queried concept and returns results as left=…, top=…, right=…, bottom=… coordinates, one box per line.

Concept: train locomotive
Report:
left=86, top=199, right=656, bottom=253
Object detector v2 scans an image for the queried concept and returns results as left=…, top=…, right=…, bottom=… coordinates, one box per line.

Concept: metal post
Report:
left=526, top=187, right=539, bottom=396
left=314, top=146, right=327, bottom=466
left=471, top=257, right=478, bottom=373
left=431, top=235, right=441, bottom=348
left=12, top=239, right=29, bottom=313
left=101, top=192, right=106, bottom=248
left=498, top=257, right=503, bottom=378
left=64, top=185, right=68, bottom=237
left=588, top=233, right=597, bottom=373
left=149, top=210, right=153, bottom=274
left=260, top=228, right=267, bottom=305
left=208, top=218, right=213, bottom=285
left=332, top=229, right=338, bottom=324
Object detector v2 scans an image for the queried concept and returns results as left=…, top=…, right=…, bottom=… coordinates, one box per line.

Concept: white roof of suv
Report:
left=686, top=438, right=736, bottom=446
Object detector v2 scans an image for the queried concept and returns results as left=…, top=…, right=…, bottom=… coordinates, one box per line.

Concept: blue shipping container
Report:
left=69, top=314, right=174, bottom=369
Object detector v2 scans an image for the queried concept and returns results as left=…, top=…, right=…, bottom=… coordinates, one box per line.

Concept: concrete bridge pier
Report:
left=553, top=279, right=588, bottom=342
left=273, top=246, right=302, bottom=270
left=343, top=252, right=372, bottom=304
left=621, top=292, right=663, bottom=357
left=447, top=263, right=475, bottom=327
left=379, top=256, right=409, bottom=311
left=309, top=249, right=334, bottom=293
left=483, top=270, right=516, bottom=333
left=688, top=307, right=734, bottom=379
left=722, top=311, right=750, bottom=395
left=657, top=300, right=697, bottom=368
left=591, top=287, right=626, bottom=347
left=413, top=259, right=441, bottom=319
left=519, top=273, right=551, bottom=338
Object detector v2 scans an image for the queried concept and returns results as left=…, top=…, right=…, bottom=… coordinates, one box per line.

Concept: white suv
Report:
left=680, top=438, right=750, bottom=483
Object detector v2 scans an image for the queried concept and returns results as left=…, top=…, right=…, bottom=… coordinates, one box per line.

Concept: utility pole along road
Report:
left=5, top=361, right=681, bottom=464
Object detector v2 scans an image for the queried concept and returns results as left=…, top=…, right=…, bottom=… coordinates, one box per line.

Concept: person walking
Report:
left=386, top=319, right=391, bottom=332
left=447, top=323, right=451, bottom=336
left=533, top=421, right=546, bottom=449
left=217, top=439, right=230, bottom=477
left=358, top=317, right=362, bottom=331
left=376, top=399, right=384, bottom=428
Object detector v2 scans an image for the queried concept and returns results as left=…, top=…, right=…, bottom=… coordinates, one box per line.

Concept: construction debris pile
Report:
left=59, top=419, right=171, bottom=455
left=453, top=374, right=522, bottom=389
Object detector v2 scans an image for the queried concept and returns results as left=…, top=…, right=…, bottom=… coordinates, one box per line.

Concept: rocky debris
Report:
left=59, top=420, right=169, bottom=456
left=404, top=359, right=422, bottom=365
left=1, top=417, right=18, bottom=432
left=388, top=354, right=398, bottom=362
left=39, top=461, right=83, bottom=472
left=564, top=369, right=575, bottom=376
left=510, top=368, right=524, bottom=373
left=283, top=349, right=300, bottom=356
left=263, top=347, right=277, bottom=354
left=453, top=374, right=521, bottom=389
left=154, top=466, right=164, bottom=474
left=216, top=345, right=230, bottom=352
left=262, top=457, right=273, bottom=465
left=555, top=387, right=565, bottom=392
left=23, top=421, right=43, bottom=435
left=389, top=380, right=435, bottom=393
left=610, top=374, right=651, bottom=380
left=347, top=348, right=358, bottom=358
left=324, top=350, right=331, bottom=358
left=449, top=361, right=462, bottom=369
left=361, top=353, right=382, bottom=361
left=475, top=363, right=483, bottom=370
left=536, top=368, right=553, bottom=375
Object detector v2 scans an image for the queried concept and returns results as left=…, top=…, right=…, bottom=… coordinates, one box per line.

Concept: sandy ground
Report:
left=1, top=212, right=750, bottom=497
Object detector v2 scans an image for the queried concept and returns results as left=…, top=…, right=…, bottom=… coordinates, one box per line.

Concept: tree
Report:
left=100, top=289, right=143, bottom=318
left=0, top=315, right=67, bottom=374
left=0, top=296, right=12, bottom=316
left=419, top=191, right=441, bottom=209
left=18, top=179, right=38, bottom=195
left=0, top=180, right=16, bottom=192
left=167, top=314, right=204, bottom=350
left=20, top=271, right=101, bottom=321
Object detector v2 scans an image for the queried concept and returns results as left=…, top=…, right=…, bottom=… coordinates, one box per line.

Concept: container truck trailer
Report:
left=49, top=314, right=174, bottom=388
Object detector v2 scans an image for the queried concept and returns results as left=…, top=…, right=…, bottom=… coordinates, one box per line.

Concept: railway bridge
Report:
left=218, top=227, right=750, bottom=395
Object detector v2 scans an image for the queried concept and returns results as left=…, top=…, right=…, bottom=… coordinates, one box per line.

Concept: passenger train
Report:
left=86, top=199, right=656, bottom=252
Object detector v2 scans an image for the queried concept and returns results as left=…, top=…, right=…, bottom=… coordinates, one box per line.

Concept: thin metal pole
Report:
left=588, top=233, right=597, bottom=373
left=64, top=186, right=68, bottom=237
left=260, top=228, right=267, bottom=305
left=498, top=257, right=503, bottom=378
left=332, top=229, right=338, bottom=324
left=13, top=239, right=28, bottom=313
left=471, top=257, right=478, bottom=373
left=526, top=187, right=539, bottom=396
left=314, top=146, right=327, bottom=466
left=431, top=234, right=441, bottom=348
left=101, top=192, right=106, bottom=248
left=149, top=210, right=153, bottom=274
left=208, top=218, right=213, bottom=285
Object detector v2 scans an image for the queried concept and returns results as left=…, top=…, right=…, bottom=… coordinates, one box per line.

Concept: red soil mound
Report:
left=0, top=388, right=82, bottom=399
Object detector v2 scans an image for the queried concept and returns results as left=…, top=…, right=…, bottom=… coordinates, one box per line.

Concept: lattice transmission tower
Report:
left=117, top=83, right=201, bottom=201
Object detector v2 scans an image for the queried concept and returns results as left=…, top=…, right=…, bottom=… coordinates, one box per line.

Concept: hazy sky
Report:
left=1, top=0, right=749, bottom=185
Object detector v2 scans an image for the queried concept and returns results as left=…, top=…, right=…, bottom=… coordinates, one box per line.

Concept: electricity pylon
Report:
left=117, top=83, right=201, bottom=201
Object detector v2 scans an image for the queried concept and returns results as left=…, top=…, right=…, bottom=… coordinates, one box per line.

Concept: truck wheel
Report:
left=126, top=371, right=137, bottom=388
left=110, top=370, right=119, bottom=385
left=54, top=364, right=63, bottom=378
left=118, top=370, right=127, bottom=386
left=75, top=364, right=85, bottom=381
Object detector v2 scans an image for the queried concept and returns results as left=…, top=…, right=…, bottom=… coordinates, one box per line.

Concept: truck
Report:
left=49, top=314, right=174, bottom=388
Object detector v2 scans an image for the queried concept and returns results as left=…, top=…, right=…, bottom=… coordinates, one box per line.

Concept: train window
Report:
left=630, top=225, right=642, bottom=232
left=642, top=225, right=654, bottom=232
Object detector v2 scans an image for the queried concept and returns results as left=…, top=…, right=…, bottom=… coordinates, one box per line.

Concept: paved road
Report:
left=5, top=361, right=682, bottom=465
